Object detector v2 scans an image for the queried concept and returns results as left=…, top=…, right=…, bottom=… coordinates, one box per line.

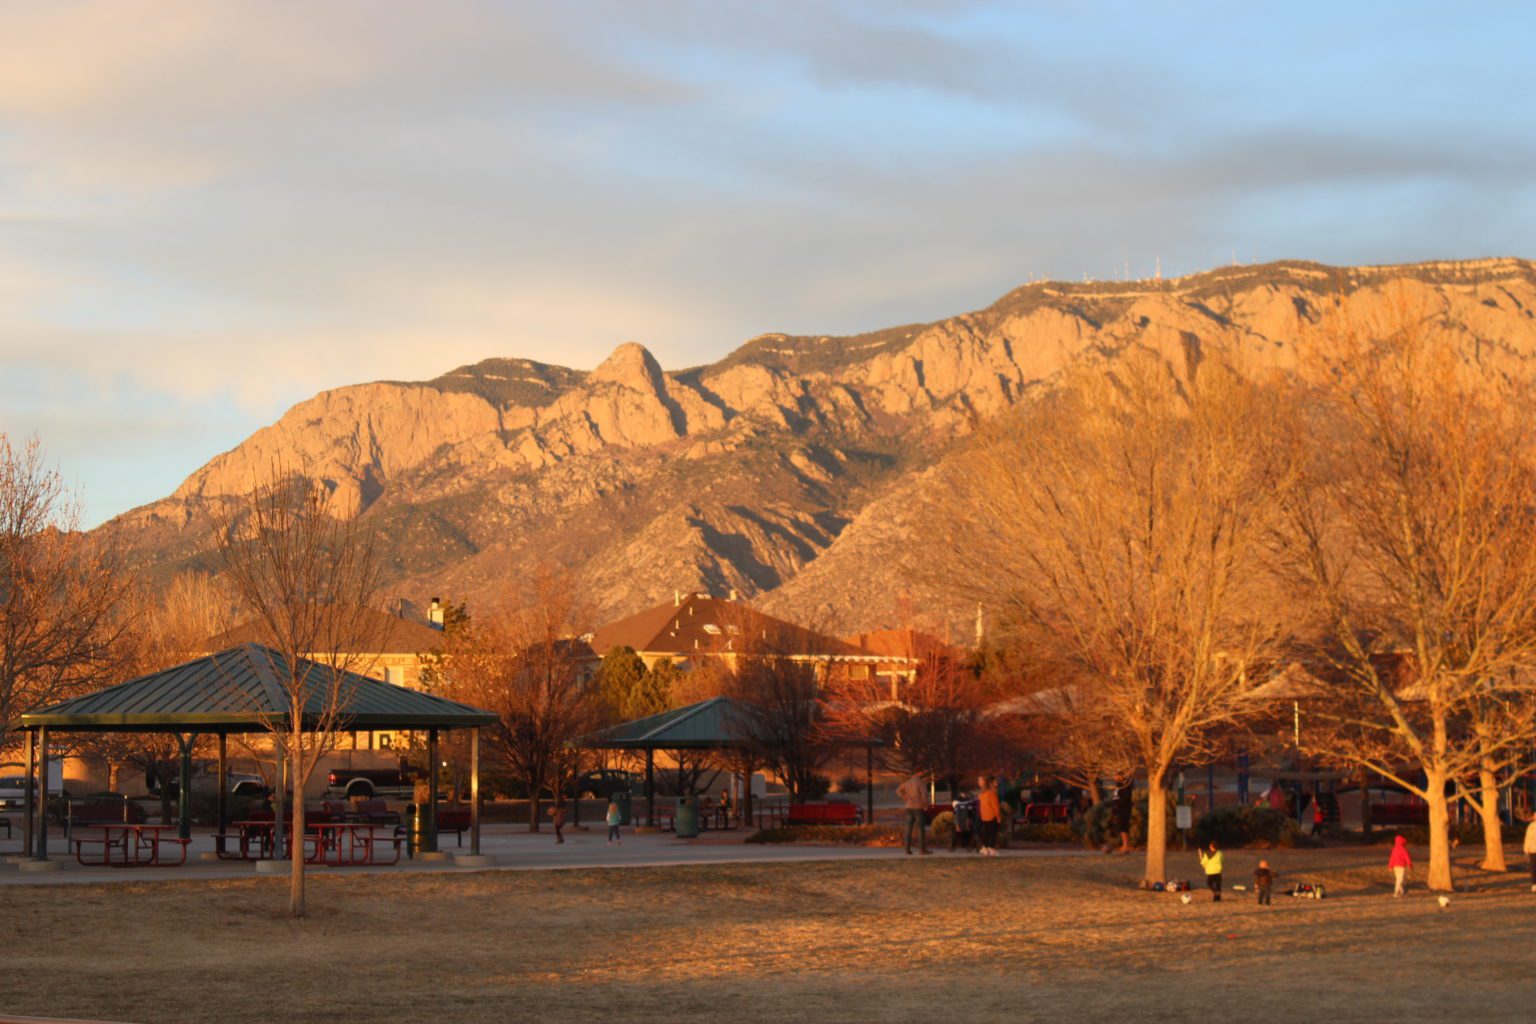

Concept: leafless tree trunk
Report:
left=1276, top=290, right=1536, bottom=891
left=944, top=348, right=1284, bottom=884
left=215, top=469, right=383, bottom=918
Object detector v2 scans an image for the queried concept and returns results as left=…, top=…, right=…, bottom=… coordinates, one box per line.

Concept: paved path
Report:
left=0, top=825, right=1085, bottom=886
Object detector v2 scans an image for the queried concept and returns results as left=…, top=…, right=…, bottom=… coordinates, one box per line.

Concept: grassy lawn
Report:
left=3, top=846, right=1532, bottom=1023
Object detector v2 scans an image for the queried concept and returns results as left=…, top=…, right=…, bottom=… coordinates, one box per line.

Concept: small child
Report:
left=1198, top=840, right=1224, bottom=902
left=1253, top=859, right=1278, bottom=906
left=951, top=791, right=976, bottom=853
left=606, top=801, right=622, bottom=845
left=1388, top=834, right=1412, bottom=896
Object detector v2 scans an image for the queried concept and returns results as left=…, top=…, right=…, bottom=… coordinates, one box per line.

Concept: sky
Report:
left=2, top=1, right=1534, bottom=525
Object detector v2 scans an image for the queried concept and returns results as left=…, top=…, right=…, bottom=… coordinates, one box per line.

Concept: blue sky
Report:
left=2, top=0, right=1533, bottom=524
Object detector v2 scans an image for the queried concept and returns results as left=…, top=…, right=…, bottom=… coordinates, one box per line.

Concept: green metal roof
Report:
left=581, top=697, right=754, bottom=750
left=18, top=643, right=496, bottom=733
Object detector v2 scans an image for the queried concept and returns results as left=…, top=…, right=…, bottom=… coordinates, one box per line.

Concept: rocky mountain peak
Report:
left=590, top=342, right=667, bottom=392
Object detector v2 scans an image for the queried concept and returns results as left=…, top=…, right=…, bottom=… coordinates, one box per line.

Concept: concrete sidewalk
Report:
left=0, top=824, right=1085, bottom=886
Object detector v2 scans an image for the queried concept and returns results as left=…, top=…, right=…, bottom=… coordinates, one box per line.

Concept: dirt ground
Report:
left=3, top=844, right=1533, bottom=1024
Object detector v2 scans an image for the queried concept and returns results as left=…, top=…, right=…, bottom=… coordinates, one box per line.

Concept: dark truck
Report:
left=325, top=766, right=416, bottom=800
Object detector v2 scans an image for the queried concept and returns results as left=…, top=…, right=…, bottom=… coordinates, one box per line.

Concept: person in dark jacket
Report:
left=950, top=791, right=977, bottom=852
left=1253, top=860, right=1277, bottom=906
left=1112, top=781, right=1134, bottom=854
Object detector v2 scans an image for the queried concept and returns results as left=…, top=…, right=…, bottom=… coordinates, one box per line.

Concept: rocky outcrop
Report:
left=105, top=257, right=1536, bottom=633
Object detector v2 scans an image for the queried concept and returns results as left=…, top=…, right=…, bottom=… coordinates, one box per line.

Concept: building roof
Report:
left=203, top=607, right=444, bottom=655
left=590, top=594, right=880, bottom=661
left=844, top=627, right=952, bottom=660
left=581, top=697, right=754, bottom=750
left=17, top=644, right=494, bottom=733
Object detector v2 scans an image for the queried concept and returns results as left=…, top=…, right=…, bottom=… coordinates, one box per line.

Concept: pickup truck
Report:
left=325, top=767, right=416, bottom=800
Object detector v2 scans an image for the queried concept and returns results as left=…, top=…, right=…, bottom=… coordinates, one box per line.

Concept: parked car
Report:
left=150, top=760, right=268, bottom=801
left=565, top=769, right=640, bottom=800
left=325, top=766, right=416, bottom=800
left=0, top=762, right=67, bottom=809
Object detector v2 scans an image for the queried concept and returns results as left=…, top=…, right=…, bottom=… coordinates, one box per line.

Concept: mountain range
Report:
left=99, top=257, right=1536, bottom=637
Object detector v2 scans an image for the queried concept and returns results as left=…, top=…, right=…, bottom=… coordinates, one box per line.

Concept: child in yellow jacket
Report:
left=1198, top=841, right=1224, bottom=902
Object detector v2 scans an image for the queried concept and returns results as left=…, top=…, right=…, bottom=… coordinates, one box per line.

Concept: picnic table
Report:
left=71, top=824, right=190, bottom=867
left=223, top=819, right=402, bottom=865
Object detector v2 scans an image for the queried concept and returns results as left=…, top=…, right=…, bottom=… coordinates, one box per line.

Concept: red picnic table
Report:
left=224, top=819, right=401, bottom=866
left=71, top=824, right=191, bottom=867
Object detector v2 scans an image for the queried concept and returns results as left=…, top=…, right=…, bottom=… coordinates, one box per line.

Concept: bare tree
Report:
left=716, top=608, right=839, bottom=802
left=947, top=350, right=1285, bottom=883
left=215, top=470, right=384, bottom=918
left=0, top=434, right=136, bottom=756
left=826, top=644, right=1022, bottom=796
left=443, top=569, right=602, bottom=830
left=1276, top=293, right=1536, bottom=886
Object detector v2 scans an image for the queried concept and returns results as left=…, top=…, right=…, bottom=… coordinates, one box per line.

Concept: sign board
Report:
left=1175, top=805, right=1193, bottom=830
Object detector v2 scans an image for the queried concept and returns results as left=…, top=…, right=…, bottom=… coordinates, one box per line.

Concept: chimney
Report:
left=728, top=588, right=739, bottom=602
left=674, top=589, right=681, bottom=607
left=428, top=597, right=444, bottom=631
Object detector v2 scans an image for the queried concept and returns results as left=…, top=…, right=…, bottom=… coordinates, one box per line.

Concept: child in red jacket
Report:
left=1388, top=835, right=1412, bottom=896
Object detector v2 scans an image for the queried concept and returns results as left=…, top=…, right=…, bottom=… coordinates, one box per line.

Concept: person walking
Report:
left=1253, top=859, right=1278, bottom=906
left=605, top=800, right=623, bottom=845
left=897, top=773, right=931, bottom=855
left=549, top=797, right=567, bottom=844
left=1198, top=840, right=1224, bottom=902
left=1312, top=798, right=1327, bottom=838
left=977, top=775, right=1002, bottom=856
left=1388, top=834, right=1412, bottom=896
left=1525, top=815, right=1536, bottom=894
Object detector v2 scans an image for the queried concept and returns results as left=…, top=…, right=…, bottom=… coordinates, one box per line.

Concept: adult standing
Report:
left=897, top=773, right=931, bottom=855
left=1113, top=780, right=1134, bottom=854
left=1523, top=815, right=1536, bottom=893
left=977, top=775, right=1002, bottom=856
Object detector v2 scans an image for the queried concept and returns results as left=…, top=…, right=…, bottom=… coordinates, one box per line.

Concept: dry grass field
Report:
left=3, top=845, right=1533, bottom=1024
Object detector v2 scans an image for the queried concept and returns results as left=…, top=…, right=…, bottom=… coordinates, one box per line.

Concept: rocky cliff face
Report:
left=104, top=257, right=1536, bottom=635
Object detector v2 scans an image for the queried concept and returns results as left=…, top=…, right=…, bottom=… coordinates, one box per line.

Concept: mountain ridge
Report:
left=101, top=256, right=1536, bottom=635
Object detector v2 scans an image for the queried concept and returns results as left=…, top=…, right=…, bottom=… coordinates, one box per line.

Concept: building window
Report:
left=385, top=666, right=404, bottom=685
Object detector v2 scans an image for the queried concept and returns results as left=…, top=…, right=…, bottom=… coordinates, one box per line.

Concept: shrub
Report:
left=930, top=811, right=956, bottom=846
left=746, top=825, right=905, bottom=847
left=1071, top=796, right=1177, bottom=849
left=835, top=774, right=865, bottom=794
left=796, top=775, right=833, bottom=801
left=1012, top=823, right=1075, bottom=844
left=1190, top=805, right=1302, bottom=849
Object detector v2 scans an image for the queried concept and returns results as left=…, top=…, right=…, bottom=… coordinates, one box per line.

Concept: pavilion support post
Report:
left=645, top=748, right=656, bottom=828
left=425, top=728, right=439, bottom=854
left=22, top=729, right=35, bottom=858
left=274, top=746, right=287, bottom=859
left=866, top=743, right=875, bottom=826
left=469, top=728, right=481, bottom=856
left=177, top=734, right=194, bottom=841
left=216, top=732, right=229, bottom=836
left=35, top=726, right=50, bottom=861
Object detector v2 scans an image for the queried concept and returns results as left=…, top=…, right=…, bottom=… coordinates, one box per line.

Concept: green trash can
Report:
left=675, top=795, right=699, bottom=838
left=612, top=790, right=632, bottom=826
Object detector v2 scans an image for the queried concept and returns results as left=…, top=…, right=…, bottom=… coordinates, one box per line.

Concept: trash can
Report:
left=675, top=795, right=699, bottom=838
left=407, top=803, right=429, bottom=858
left=612, top=790, right=632, bottom=826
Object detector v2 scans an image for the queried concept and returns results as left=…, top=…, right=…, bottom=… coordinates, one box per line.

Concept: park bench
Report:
left=1370, top=802, right=1428, bottom=826
left=1022, top=802, right=1073, bottom=825
left=786, top=803, right=861, bottom=826
left=67, top=800, right=146, bottom=835
left=354, top=798, right=401, bottom=825
left=393, top=806, right=473, bottom=852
